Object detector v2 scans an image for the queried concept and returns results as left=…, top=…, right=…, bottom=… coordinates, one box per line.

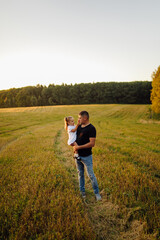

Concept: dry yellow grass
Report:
left=0, top=104, right=159, bottom=239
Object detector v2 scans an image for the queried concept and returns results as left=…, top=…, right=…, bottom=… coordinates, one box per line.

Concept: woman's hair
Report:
left=64, top=116, right=73, bottom=130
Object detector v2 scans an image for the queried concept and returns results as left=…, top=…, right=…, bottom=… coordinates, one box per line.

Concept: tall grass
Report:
left=0, top=104, right=159, bottom=239
left=92, top=105, right=160, bottom=237
left=0, top=109, right=95, bottom=239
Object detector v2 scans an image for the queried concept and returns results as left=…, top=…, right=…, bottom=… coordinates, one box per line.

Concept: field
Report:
left=0, top=104, right=160, bottom=240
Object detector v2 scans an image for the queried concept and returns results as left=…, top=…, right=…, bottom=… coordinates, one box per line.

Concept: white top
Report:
left=67, top=125, right=77, bottom=145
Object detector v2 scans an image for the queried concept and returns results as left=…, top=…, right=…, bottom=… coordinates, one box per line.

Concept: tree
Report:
left=30, top=96, right=38, bottom=106
left=0, top=81, right=152, bottom=108
left=151, top=66, right=160, bottom=113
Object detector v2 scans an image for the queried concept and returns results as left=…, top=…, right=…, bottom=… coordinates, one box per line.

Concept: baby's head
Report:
left=64, top=116, right=74, bottom=129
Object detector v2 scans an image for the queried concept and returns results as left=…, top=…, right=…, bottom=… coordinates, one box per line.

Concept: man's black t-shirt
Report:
left=76, top=123, right=96, bottom=157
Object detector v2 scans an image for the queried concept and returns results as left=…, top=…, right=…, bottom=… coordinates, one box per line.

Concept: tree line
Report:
left=0, top=81, right=151, bottom=108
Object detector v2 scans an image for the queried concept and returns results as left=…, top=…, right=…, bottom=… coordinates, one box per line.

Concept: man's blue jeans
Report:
left=76, top=154, right=99, bottom=194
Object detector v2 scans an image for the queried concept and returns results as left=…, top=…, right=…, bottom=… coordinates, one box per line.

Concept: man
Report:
left=74, top=111, right=101, bottom=201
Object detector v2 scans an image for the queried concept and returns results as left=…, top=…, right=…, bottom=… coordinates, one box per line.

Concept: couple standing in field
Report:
left=64, top=111, right=101, bottom=201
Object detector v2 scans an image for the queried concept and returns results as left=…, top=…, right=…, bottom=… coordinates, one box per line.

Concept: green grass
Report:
left=0, top=104, right=160, bottom=239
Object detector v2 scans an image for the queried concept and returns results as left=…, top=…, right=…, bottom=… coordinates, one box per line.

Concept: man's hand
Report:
left=74, top=145, right=80, bottom=151
left=74, top=138, right=96, bottom=152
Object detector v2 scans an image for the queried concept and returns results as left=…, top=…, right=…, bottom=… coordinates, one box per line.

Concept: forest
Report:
left=0, top=81, right=151, bottom=108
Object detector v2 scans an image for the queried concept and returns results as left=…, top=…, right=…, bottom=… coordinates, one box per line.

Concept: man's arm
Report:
left=74, top=138, right=96, bottom=151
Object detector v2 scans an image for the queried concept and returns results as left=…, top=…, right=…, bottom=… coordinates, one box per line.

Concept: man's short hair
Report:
left=79, top=111, right=89, bottom=119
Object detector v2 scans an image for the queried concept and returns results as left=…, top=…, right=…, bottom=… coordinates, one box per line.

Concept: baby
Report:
left=64, top=116, right=81, bottom=160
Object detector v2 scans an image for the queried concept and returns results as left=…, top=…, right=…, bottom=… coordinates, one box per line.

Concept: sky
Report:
left=0, top=0, right=160, bottom=90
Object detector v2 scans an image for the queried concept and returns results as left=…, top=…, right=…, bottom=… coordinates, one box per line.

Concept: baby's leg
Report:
left=72, top=142, right=78, bottom=154
left=72, top=142, right=81, bottom=160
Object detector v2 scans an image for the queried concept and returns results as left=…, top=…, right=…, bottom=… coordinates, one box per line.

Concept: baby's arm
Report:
left=70, top=122, right=80, bottom=132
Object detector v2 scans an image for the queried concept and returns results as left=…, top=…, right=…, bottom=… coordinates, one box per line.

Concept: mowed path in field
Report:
left=0, top=105, right=159, bottom=239
left=55, top=128, right=149, bottom=240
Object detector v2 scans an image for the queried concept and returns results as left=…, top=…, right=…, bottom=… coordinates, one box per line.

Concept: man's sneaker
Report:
left=95, top=193, right=102, bottom=201
left=80, top=192, right=86, bottom=198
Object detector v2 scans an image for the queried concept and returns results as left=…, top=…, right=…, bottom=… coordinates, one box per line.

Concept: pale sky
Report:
left=0, top=0, right=160, bottom=90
